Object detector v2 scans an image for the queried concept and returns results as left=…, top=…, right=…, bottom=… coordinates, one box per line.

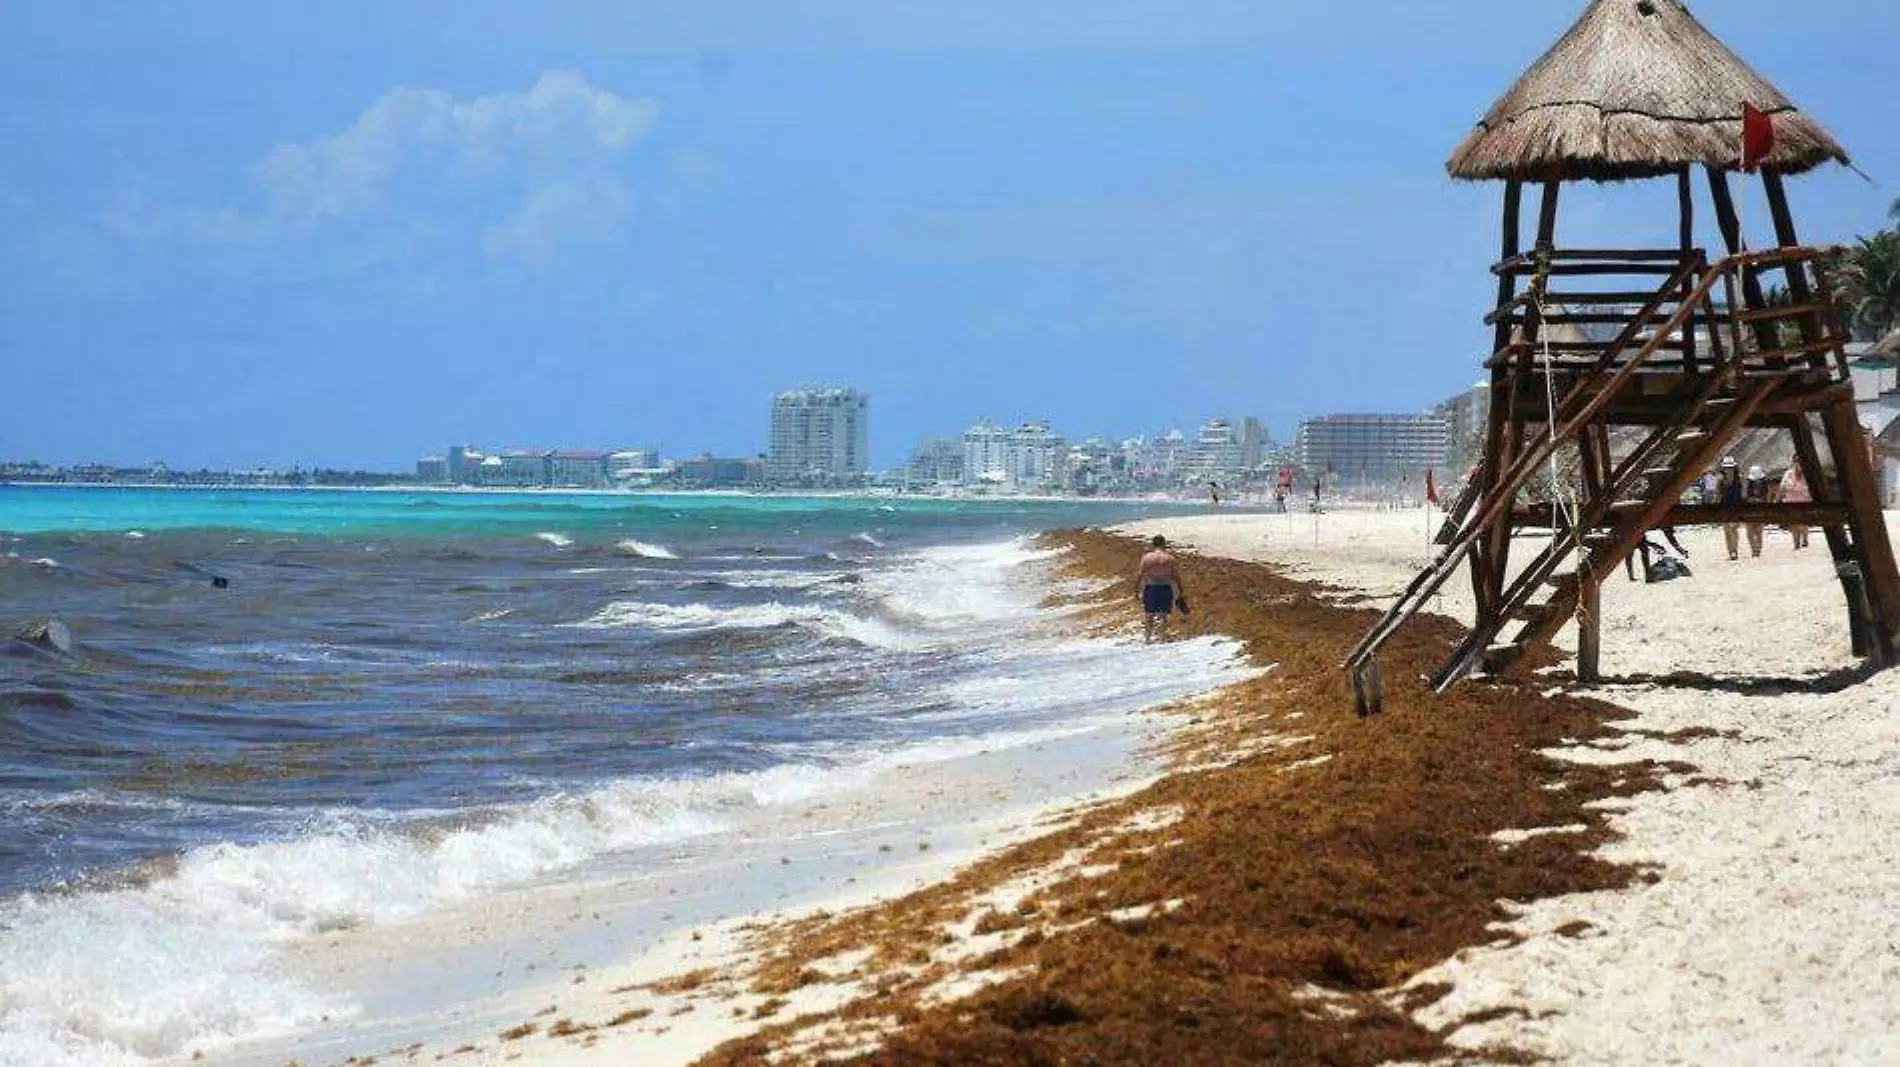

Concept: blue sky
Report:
left=2, top=1, right=1896, bottom=470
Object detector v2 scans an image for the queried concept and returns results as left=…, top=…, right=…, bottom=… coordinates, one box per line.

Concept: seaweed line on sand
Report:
left=495, top=529, right=1695, bottom=1067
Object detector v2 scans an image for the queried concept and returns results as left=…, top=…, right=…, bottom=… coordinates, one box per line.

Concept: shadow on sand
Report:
left=1599, top=661, right=1886, bottom=697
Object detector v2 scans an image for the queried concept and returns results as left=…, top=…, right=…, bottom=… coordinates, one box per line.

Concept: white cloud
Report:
left=257, top=70, right=659, bottom=224
left=482, top=171, right=635, bottom=268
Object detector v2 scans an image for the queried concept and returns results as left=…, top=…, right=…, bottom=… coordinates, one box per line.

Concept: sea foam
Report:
left=571, top=600, right=833, bottom=633
left=0, top=718, right=1193, bottom=1067
left=0, top=537, right=1259, bottom=1067
left=615, top=538, right=678, bottom=559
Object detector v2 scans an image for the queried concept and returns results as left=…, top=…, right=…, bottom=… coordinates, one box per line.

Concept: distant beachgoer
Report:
left=1717, top=457, right=1745, bottom=560
left=1744, top=464, right=1771, bottom=557
left=1778, top=464, right=1812, bottom=550
left=1136, top=535, right=1184, bottom=644
left=1700, top=469, right=1720, bottom=506
left=1208, top=482, right=1222, bottom=510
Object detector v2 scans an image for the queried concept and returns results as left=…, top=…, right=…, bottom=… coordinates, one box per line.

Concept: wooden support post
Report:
left=1678, top=166, right=1696, bottom=253
left=1493, top=180, right=1524, bottom=357
left=1786, top=415, right=1869, bottom=654
left=1577, top=422, right=1606, bottom=682
left=1678, top=166, right=1699, bottom=373
left=1351, top=659, right=1384, bottom=719
left=1471, top=374, right=1507, bottom=621
left=1474, top=183, right=1524, bottom=621
left=1535, top=181, right=1561, bottom=250
left=1481, top=181, right=1556, bottom=622
left=1822, top=401, right=1900, bottom=661
left=1707, top=167, right=1774, bottom=350
left=1760, top=170, right=1826, bottom=369
left=1577, top=571, right=1602, bottom=684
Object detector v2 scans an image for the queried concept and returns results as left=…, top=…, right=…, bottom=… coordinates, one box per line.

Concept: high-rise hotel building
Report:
left=768, top=388, right=870, bottom=485
left=1293, top=413, right=1450, bottom=486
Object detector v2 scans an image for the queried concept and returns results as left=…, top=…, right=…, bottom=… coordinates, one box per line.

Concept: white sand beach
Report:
left=1121, top=508, right=1900, bottom=1064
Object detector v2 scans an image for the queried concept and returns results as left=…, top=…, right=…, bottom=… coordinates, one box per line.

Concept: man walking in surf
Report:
left=1136, top=535, right=1187, bottom=643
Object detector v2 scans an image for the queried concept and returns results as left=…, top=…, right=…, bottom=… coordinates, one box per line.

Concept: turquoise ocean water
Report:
left=0, top=486, right=1250, bottom=1066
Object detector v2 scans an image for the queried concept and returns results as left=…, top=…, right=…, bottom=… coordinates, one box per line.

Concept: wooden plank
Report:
left=1496, top=310, right=1701, bottom=327
left=1708, top=167, right=1776, bottom=350
left=1736, top=338, right=1841, bottom=371
left=1823, top=402, right=1900, bottom=660
left=1535, top=180, right=1560, bottom=249
left=1761, top=171, right=1833, bottom=376
left=1493, top=181, right=1523, bottom=361
left=1495, top=261, right=1692, bottom=278
left=1517, top=384, right=1852, bottom=426
left=1680, top=168, right=1699, bottom=374
left=1549, top=289, right=1711, bottom=305
left=1486, top=339, right=1696, bottom=366
left=1532, top=248, right=1697, bottom=262
left=1736, top=301, right=1835, bottom=323
left=1524, top=339, right=1697, bottom=353
left=1509, top=502, right=1854, bottom=529
left=1733, top=245, right=1829, bottom=270
left=1576, top=423, right=1607, bottom=684
left=1577, top=573, right=1602, bottom=683
left=1506, top=363, right=1829, bottom=382
left=1485, top=299, right=1740, bottom=330
left=1701, top=287, right=1730, bottom=366
left=1788, top=414, right=1868, bottom=656
left=1677, top=167, right=1695, bottom=254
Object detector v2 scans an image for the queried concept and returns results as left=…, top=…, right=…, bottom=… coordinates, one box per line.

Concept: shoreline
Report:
left=162, top=541, right=1257, bottom=1067
left=144, top=511, right=1900, bottom=1065
left=193, top=722, right=1195, bottom=1067
left=197, top=523, right=1692, bottom=1067
left=0, top=482, right=1226, bottom=507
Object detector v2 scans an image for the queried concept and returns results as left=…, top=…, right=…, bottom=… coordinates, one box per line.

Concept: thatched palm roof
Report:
left=1448, top=0, right=1849, bottom=183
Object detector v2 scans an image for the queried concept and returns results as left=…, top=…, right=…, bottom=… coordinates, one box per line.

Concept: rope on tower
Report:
left=1529, top=252, right=1592, bottom=636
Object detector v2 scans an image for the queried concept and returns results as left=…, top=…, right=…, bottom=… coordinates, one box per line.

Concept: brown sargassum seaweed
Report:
left=676, top=528, right=1683, bottom=1066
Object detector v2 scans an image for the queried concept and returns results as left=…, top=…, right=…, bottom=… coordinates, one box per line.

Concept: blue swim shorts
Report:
left=1142, top=583, right=1175, bottom=615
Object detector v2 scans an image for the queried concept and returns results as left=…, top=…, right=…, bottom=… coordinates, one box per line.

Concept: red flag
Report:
left=1741, top=102, right=1775, bottom=173
left=1425, top=467, right=1440, bottom=507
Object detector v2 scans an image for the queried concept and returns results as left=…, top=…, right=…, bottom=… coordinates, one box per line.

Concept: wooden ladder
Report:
left=1345, top=252, right=1749, bottom=712
left=1435, top=374, right=1780, bottom=687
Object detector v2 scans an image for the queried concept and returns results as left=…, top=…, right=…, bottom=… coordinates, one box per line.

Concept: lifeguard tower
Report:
left=1346, top=0, right=1900, bottom=710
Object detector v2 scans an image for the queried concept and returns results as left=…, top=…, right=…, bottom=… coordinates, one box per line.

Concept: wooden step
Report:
left=1509, top=600, right=1559, bottom=624
left=1483, top=642, right=1529, bottom=671
left=1736, top=302, right=1834, bottom=323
